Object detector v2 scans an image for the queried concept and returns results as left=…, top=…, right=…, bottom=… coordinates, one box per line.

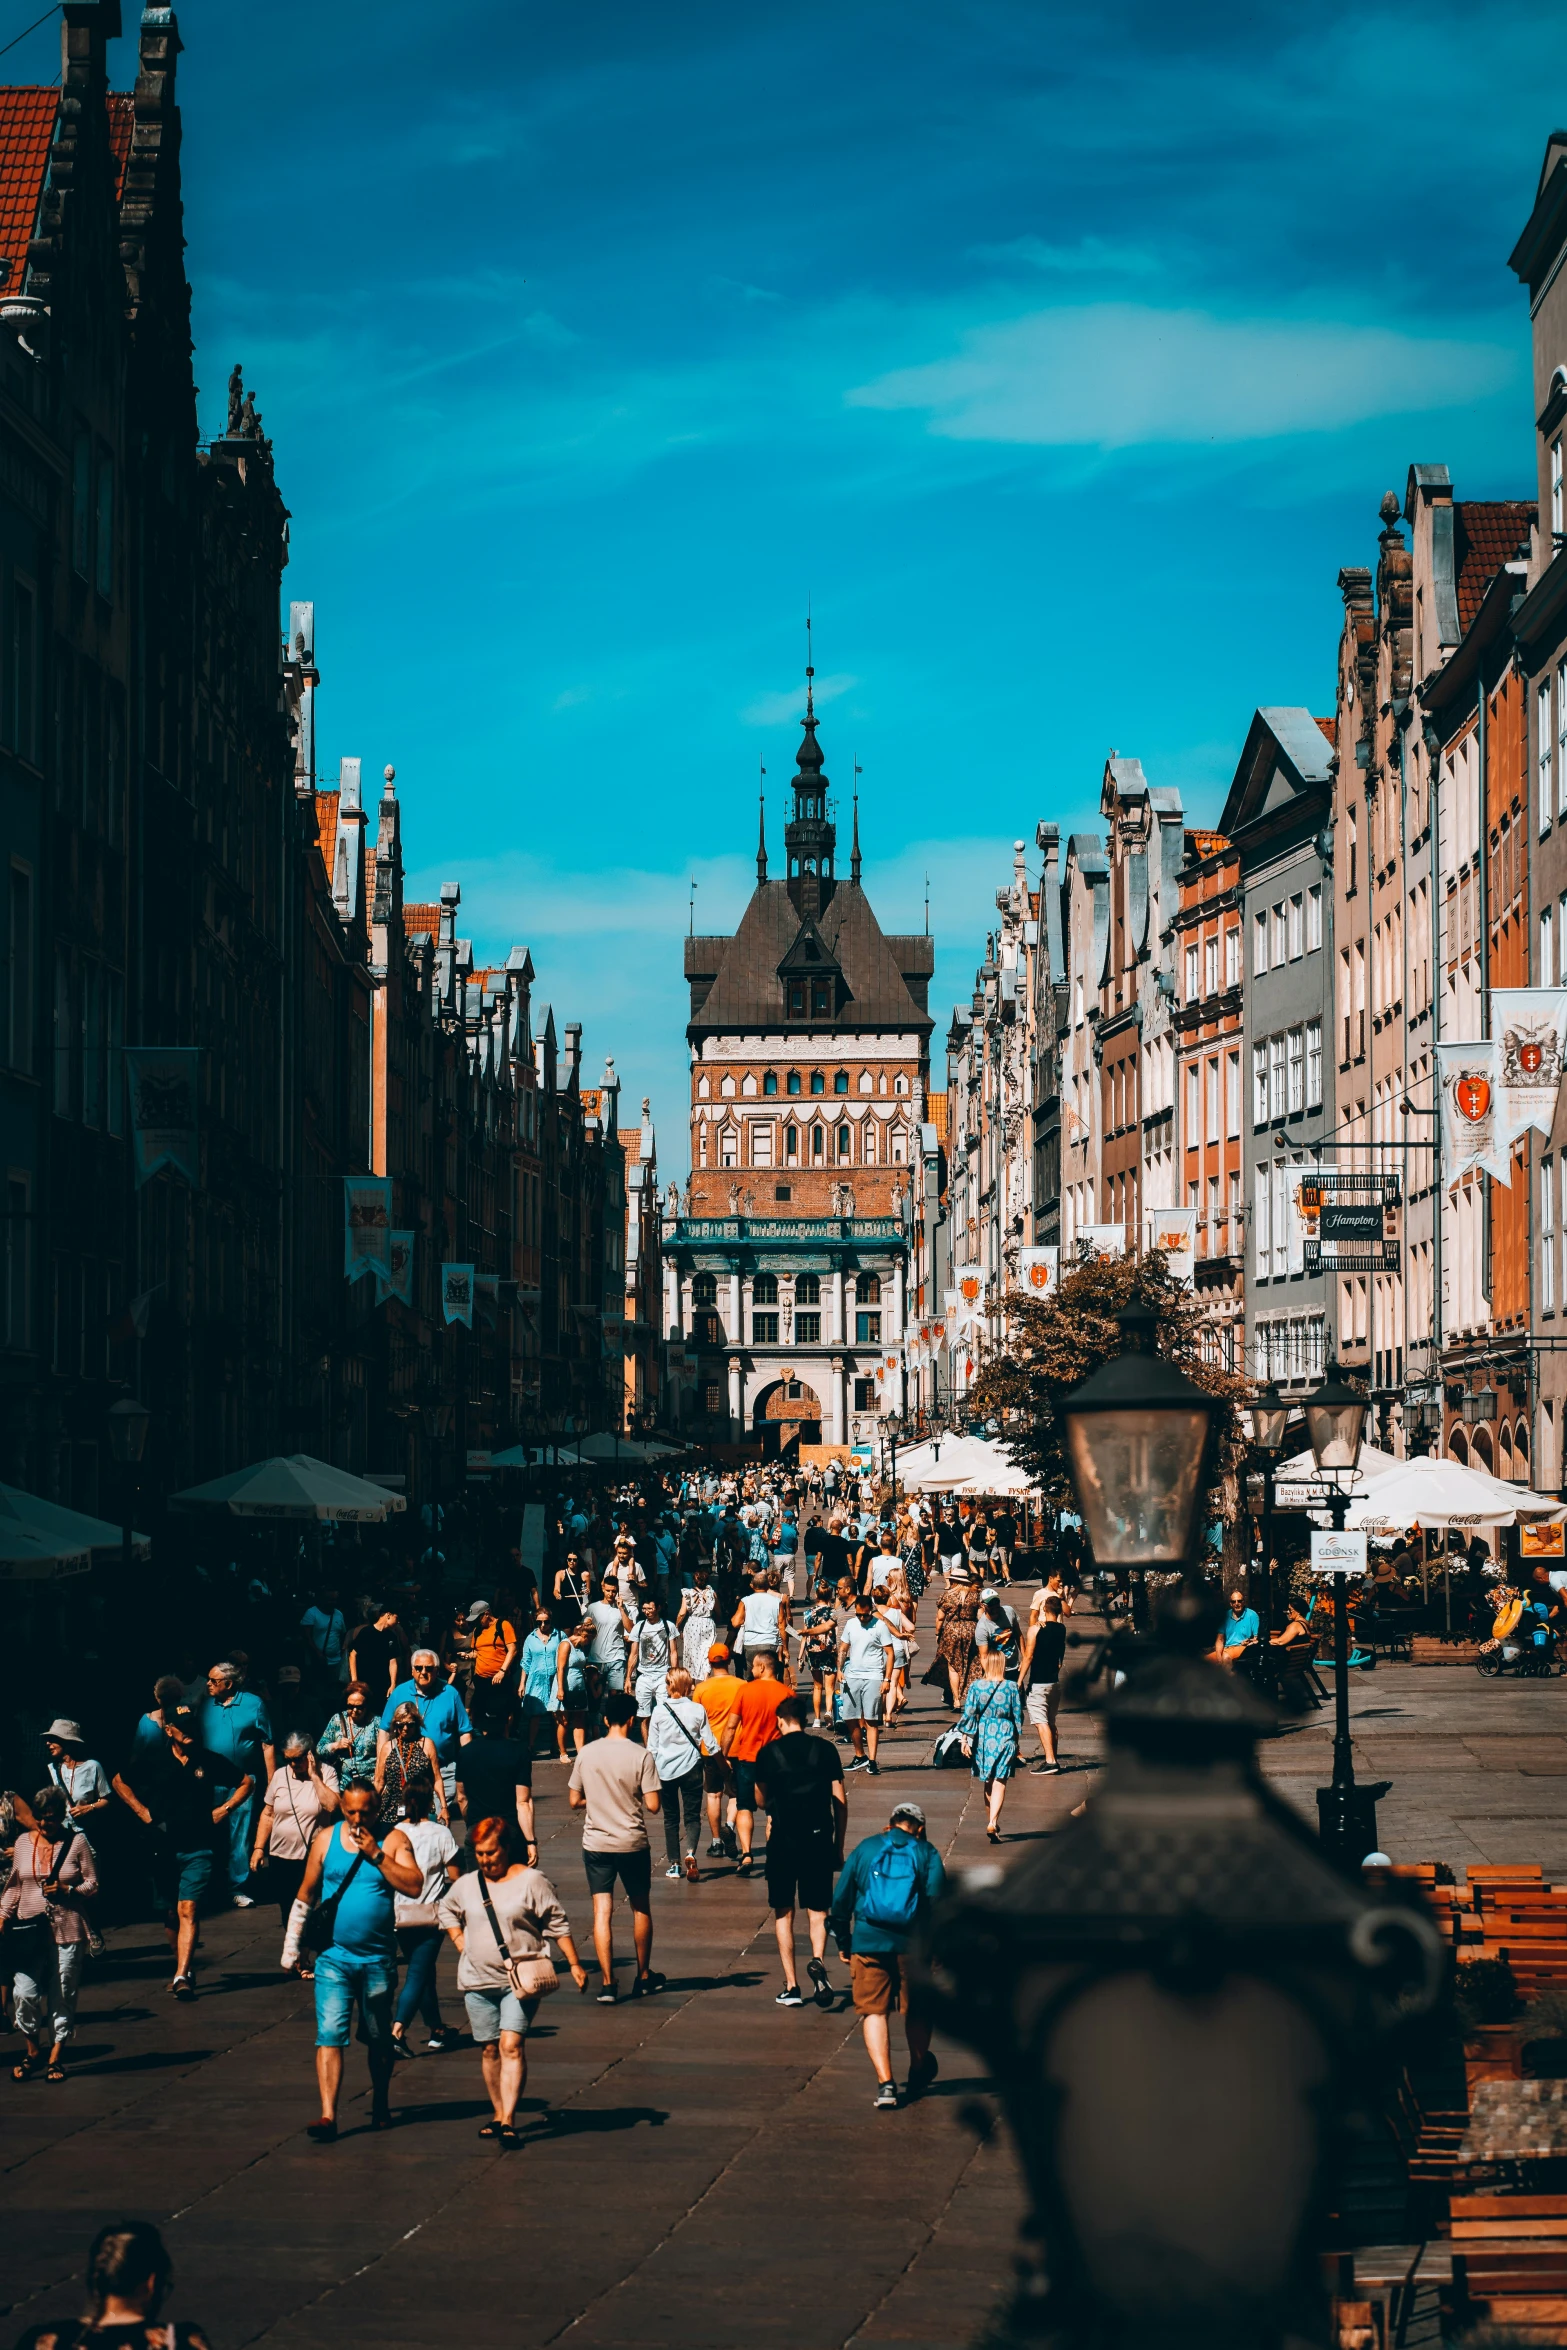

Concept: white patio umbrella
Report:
left=1271, top=1441, right=1403, bottom=1511
left=1344, top=1455, right=1567, bottom=1531
left=0, top=1482, right=150, bottom=1560
left=168, top=1454, right=407, bottom=1521
left=0, top=1493, right=91, bottom=1580
left=904, top=1435, right=1033, bottom=1494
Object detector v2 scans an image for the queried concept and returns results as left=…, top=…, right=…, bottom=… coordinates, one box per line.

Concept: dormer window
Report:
left=811, top=980, right=831, bottom=1017
left=788, top=981, right=806, bottom=1017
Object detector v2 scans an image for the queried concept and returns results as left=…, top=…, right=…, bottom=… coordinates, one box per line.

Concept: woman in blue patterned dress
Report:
left=957, top=1650, right=1024, bottom=1843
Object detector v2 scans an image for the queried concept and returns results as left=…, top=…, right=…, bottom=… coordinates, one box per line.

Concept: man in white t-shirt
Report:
left=585, top=1580, right=635, bottom=1695
left=838, top=1596, right=894, bottom=1776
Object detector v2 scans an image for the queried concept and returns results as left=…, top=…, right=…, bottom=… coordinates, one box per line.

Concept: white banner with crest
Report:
left=1435, top=1040, right=1515, bottom=1187
left=1144, top=1206, right=1196, bottom=1287
left=1017, top=1245, right=1059, bottom=1299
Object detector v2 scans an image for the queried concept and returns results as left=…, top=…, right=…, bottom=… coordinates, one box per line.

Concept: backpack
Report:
left=858, top=1834, right=924, bottom=1932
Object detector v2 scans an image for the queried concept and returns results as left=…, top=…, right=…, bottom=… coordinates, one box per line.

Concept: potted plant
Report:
left=1456, top=1957, right=1523, bottom=2088
left=1520, top=1986, right=1567, bottom=2079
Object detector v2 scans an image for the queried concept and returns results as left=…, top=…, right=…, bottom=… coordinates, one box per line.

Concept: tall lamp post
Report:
left=921, top=1314, right=1447, bottom=2350
left=106, top=1396, right=152, bottom=1582
left=1244, top=1381, right=1289, bottom=1657
left=1303, top=1360, right=1389, bottom=1867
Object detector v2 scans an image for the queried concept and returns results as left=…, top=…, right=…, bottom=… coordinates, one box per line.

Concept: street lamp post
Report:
left=1244, top=1381, right=1289, bottom=1662
left=1303, top=1360, right=1389, bottom=1867
left=106, top=1396, right=152, bottom=1583
left=919, top=1316, right=1448, bottom=2350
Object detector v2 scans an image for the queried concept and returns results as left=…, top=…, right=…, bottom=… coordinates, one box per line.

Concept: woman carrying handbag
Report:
left=436, top=1814, right=587, bottom=2147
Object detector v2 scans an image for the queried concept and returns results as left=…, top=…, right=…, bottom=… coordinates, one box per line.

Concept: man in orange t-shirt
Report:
left=729, top=1650, right=787, bottom=1874
left=695, top=1644, right=746, bottom=1860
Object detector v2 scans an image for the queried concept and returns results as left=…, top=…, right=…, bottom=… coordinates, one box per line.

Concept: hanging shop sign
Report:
left=1299, top=1171, right=1401, bottom=1272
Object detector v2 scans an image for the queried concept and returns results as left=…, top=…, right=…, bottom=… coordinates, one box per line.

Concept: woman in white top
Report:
left=645, top=1667, right=720, bottom=1879
left=732, top=1573, right=787, bottom=1662
left=391, top=1780, right=459, bottom=2056
left=676, top=1569, right=719, bottom=1680
left=875, top=1595, right=916, bottom=1719
left=251, top=1733, right=340, bottom=1934
left=437, top=1815, right=587, bottom=2146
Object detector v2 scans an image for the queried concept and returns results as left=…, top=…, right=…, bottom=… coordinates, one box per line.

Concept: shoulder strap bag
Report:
left=657, top=1697, right=706, bottom=1767
left=476, top=1873, right=558, bottom=2001
left=301, top=1840, right=367, bottom=1956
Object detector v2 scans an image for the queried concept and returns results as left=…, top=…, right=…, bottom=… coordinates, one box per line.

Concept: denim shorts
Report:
left=313, top=1946, right=397, bottom=2049
left=840, top=1675, right=885, bottom=1723
left=464, top=1985, right=532, bottom=2041
left=154, top=1843, right=212, bottom=1909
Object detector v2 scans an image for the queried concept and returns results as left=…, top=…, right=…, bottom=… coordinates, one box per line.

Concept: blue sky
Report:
left=33, top=0, right=1560, bottom=1144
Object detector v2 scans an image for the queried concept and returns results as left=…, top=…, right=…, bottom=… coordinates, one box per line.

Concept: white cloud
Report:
left=967, top=235, right=1159, bottom=278
left=847, top=303, right=1518, bottom=448
left=741, top=672, right=857, bottom=727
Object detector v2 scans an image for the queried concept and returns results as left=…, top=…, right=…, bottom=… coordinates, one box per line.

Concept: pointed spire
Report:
left=851, top=758, right=863, bottom=883
left=757, top=759, right=768, bottom=881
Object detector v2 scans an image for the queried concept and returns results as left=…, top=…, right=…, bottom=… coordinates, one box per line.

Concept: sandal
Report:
left=45, top=2064, right=66, bottom=2082
left=12, top=2055, right=38, bottom=2082
left=495, top=2122, right=521, bottom=2148
left=477, top=2120, right=500, bottom=2138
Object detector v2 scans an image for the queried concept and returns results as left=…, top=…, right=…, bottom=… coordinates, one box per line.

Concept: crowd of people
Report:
left=0, top=1463, right=1074, bottom=2126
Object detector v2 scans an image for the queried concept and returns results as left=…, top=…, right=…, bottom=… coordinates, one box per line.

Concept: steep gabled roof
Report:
left=402, top=903, right=440, bottom=940
left=1455, top=501, right=1536, bottom=633
left=687, top=878, right=931, bottom=1037
left=1218, top=707, right=1333, bottom=840
left=0, top=90, right=57, bottom=293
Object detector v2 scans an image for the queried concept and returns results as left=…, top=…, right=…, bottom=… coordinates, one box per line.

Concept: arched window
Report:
left=692, top=1273, right=717, bottom=1308
left=720, top=1125, right=738, bottom=1167
left=890, top=1125, right=908, bottom=1163
left=837, top=1123, right=851, bottom=1158
left=763, top=1072, right=778, bottom=1095
left=856, top=1273, right=882, bottom=1304
left=1515, top=1421, right=1531, bottom=1480
left=1448, top=1427, right=1468, bottom=1463
left=834, top=1071, right=849, bottom=1094
left=811, top=1125, right=825, bottom=1159
left=796, top=1273, right=821, bottom=1305
left=785, top=1125, right=798, bottom=1159
left=787, top=1072, right=802, bottom=1096
left=859, top=1071, right=873, bottom=1093
left=810, top=1071, right=825, bottom=1095
left=894, top=1074, right=909, bottom=1095
left=753, top=1272, right=778, bottom=1305
left=862, top=1123, right=878, bottom=1164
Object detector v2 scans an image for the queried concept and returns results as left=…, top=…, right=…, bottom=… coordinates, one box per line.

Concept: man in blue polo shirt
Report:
left=380, top=1647, right=472, bottom=1812
left=196, top=1660, right=274, bottom=1905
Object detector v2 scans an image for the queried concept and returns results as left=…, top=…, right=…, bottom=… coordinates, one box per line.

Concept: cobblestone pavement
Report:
left=7, top=1621, right=1563, bottom=2349
left=2, top=1637, right=1087, bottom=2350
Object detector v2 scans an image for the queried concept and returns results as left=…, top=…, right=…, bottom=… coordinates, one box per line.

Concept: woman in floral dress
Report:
left=957, top=1651, right=1023, bottom=1842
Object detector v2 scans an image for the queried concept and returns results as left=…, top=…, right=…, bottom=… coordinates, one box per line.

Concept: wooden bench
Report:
left=1449, top=2199, right=1567, bottom=2343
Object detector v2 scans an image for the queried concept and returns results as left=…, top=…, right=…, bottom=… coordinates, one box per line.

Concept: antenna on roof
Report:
left=851, top=757, right=863, bottom=885
left=689, top=877, right=697, bottom=936
left=757, top=760, right=768, bottom=883
left=805, top=599, right=814, bottom=720
left=924, top=872, right=930, bottom=936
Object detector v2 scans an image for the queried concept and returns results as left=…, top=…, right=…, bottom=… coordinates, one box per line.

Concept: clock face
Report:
left=1455, top=1073, right=1490, bottom=1122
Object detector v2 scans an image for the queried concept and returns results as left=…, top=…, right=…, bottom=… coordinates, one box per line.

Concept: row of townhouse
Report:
left=940, top=131, right=1567, bottom=1491
left=0, top=5, right=650, bottom=1521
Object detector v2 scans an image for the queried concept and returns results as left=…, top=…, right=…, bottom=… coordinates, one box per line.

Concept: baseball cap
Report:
left=980, top=1586, right=998, bottom=1602
left=707, top=1641, right=731, bottom=1663
left=465, top=1600, right=490, bottom=1622
left=890, top=1800, right=926, bottom=1827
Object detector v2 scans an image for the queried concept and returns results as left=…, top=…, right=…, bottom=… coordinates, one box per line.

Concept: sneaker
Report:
left=684, top=1854, right=700, bottom=1882
left=776, top=1985, right=804, bottom=2007
left=424, top=2031, right=454, bottom=2052
left=1030, top=1759, right=1061, bottom=1774
left=807, top=1958, right=834, bottom=2008
left=391, top=2034, right=413, bottom=2061
left=665, top=1864, right=684, bottom=1879
left=846, top=1756, right=871, bottom=1773
left=874, top=2079, right=899, bottom=2110
left=171, top=1975, right=196, bottom=2002
left=867, top=1760, right=880, bottom=1775
left=706, top=1839, right=725, bottom=1857
left=595, top=1984, right=618, bottom=2004
left=231, top=1894, right=255, bottom=1909
left=906, top=2051, right=939, bottom=2101
left=631, top=1970, right=666, bottom=1998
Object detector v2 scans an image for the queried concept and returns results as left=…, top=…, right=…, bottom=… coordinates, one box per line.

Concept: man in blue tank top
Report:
left=283, top=1781, right=422, bottom=2140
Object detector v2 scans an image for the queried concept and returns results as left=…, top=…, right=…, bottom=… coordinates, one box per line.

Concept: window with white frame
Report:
left=1287, top=1168, right=1305, bottom=1273
left=1545, top=903, right=1556, bottom=989
left=1306, top=1019, right=1323, bottom=1109
left=1185, top=1062, right=1200, bottom=1138
left=1544, top=1155, right=1556, bottom=1313
left=1185, top=943, right=1199, bottom=1001
left=1254, top=1165, right=1271, bottom=1280
left=1541, top=678, right=1555, bottom=835
left=1226, top=1049, right=1241, bottom=1137
left=1288, top=895, right=1304, bottom=959
left=1225, top=925, right=1240, bottom=987
left=1253, top=910, right=1268, bottom=977
left=1554, top=436, right=1564, bottom=541
left=1253, top=1042, right=1268, bottom=1126
left=1307, top=884, right=1322, bottom=952
left=1270, top=903, right=1286, bottom=965
left=1271, top=1162, right=1290, bottom=1280
left=1287, top=1028, right=1305, bottom=1115
left=1559, top=660, right=1567, bottom=818
left=1205, top=1057, right=1220, bottom=1144
left=1268, top=1034, right=1286, bottom=1123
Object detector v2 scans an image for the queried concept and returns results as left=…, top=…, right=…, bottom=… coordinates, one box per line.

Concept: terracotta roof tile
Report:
left=105, top=92, right=133, bottom=199
left=402, top=903, right=440, bottom=940
left=314, top=790, right=339, bottom=877
left=927, top=1091, right=948, bottom=1144
left=1455, top=501, right=1536, bottom=633
left=1314, top=715, right=1336, bottom=747
left=0, top=90, right=58, bottom=298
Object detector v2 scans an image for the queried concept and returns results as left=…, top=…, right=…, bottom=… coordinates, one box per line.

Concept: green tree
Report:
left=968, top=1251, right=1250, bottom=1523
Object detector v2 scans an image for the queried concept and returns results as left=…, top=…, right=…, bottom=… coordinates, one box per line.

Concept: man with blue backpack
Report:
left=828, top=1798, right=946, bottom=2109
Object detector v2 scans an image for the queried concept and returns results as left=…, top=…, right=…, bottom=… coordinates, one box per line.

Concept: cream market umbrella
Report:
left=168, top=1454, right=407, bottom=1522
left=0, top=1482, right=150, bottom=1560
left=1271, top=1441, right=1403, bottom=1512
left=1345, top=1456, right=1567, bottom=1532
left=0, top=1493, right=91, bottom=1580
left=487, top=1443, right=587, bottom=1469
left=904, top=1435, right=1032, bottom=1494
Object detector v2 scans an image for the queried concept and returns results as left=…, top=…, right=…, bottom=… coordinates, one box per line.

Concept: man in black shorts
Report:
left=567, top=1692, right=663, bottom=2003
left=456, top=1726, right=536, bottom=1860
left=753, top=1696, right=845, bottom=2008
